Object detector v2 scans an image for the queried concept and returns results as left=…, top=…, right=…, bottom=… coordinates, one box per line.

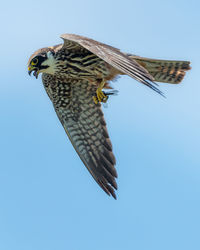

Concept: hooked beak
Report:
left=28, top=66, right=39, bottom=79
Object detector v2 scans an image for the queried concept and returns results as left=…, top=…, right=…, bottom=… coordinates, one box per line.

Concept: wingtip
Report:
left=107, top=188, right=117, bottom=200
left=106, top=183, right=117, bottom=200
left=97, top=178, right=118, bottom=199
left=105, top=191, right=117, bottom=200
left=112, top=193, right=117, bottom=200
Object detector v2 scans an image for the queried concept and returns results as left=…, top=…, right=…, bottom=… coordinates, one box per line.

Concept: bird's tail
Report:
left=128, top=55, right=191, bottom=84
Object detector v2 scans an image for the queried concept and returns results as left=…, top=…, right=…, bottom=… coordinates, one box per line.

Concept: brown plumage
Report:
left=42, top=75, right=118, bottom=198
left=28, top=34, right=191, bottom=199
left=129, top=56, right=191, bottom=84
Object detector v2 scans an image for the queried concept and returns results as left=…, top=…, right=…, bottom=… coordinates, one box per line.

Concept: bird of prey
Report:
left=28, top=34, right=190, bottom=199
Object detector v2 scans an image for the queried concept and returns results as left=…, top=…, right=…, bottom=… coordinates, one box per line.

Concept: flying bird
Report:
left=28, top=34, right=191, bottom=199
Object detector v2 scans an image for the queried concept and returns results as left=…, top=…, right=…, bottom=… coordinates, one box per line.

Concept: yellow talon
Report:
left=93, top=96, right=98, bottom=104
left=96, top=89, right=108, bottom=103
left=93, top=79, right=108, bottom=104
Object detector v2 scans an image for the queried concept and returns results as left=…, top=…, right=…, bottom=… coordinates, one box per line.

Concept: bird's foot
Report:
left=93, top=89, right=108, bottom=104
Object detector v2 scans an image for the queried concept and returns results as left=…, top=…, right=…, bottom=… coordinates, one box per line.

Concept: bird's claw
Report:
left=93, top=90, right=108, bottom=104
left=93, top=90, right=119, bottom=104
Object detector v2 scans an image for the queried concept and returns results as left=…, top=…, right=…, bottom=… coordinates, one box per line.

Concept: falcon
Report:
left=28, top=34, right=191, bottom=199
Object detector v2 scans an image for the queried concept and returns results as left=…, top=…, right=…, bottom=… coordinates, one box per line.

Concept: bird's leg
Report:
left=93, top=79, right=108, bottom=104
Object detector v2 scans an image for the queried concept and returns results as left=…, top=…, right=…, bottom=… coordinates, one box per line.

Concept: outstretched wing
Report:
left=42, top=73, right=118, bottom=199
left=60, top=33, right=163, bottom=96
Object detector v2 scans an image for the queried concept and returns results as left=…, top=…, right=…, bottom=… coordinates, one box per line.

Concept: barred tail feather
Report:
left=129, top=56, right=191, bottom=84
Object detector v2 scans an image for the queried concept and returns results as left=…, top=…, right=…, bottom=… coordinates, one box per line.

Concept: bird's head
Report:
left=28, top=48, right=55, bottom=78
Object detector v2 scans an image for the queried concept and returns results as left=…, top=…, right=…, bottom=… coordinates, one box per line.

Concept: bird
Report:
left=28, top=33, right=191, bottom=199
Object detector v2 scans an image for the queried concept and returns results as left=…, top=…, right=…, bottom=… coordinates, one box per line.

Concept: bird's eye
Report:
left=31, top=58, right=38, bottom=65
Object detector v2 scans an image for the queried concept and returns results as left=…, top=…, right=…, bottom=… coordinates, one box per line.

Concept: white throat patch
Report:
left=41, top=51, right=56, bottom=74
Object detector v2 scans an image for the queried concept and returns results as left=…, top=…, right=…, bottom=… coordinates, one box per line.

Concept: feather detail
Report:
left=42, top=74, right=117, bottom=199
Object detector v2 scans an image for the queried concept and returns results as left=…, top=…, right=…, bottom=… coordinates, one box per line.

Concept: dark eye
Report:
left=31, top=58, right=38, bottom=65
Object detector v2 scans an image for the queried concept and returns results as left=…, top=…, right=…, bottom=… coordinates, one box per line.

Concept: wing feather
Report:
left=60, top=34, right=163, bottom=96
left=42, top=74, right=117, bottom=199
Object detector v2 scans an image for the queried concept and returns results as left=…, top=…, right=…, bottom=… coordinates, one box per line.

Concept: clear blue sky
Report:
left=0, top=0, right=200, bottom=249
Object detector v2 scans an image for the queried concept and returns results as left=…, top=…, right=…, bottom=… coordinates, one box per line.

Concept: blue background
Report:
left=0, top=0, right=200, bottom=249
